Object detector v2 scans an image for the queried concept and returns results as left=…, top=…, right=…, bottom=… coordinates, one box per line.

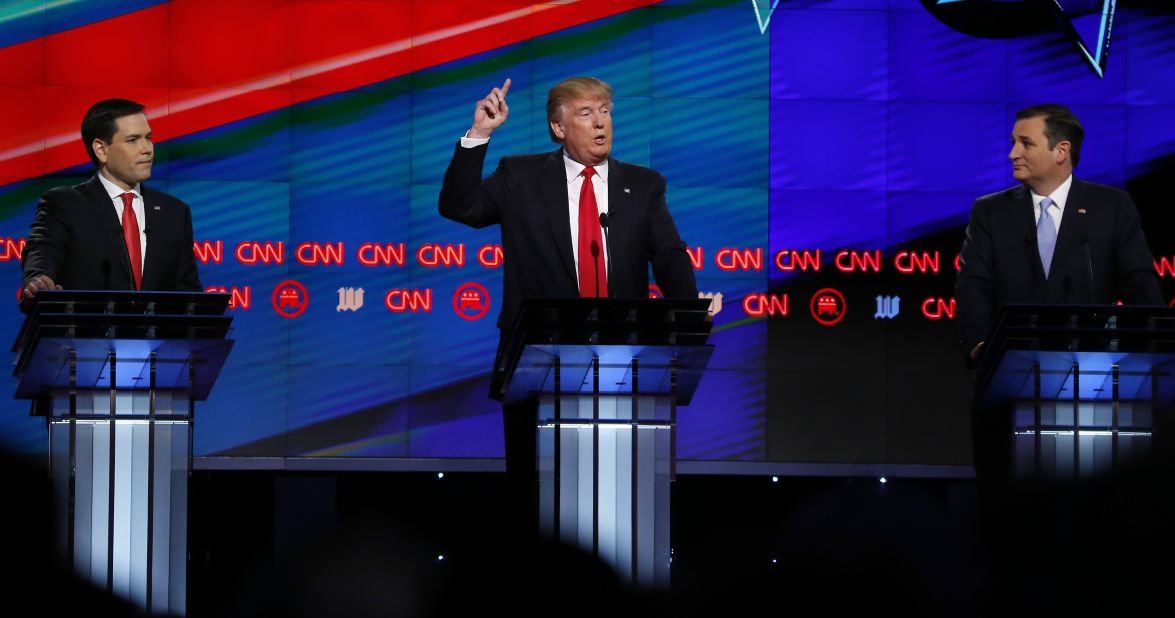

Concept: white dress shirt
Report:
left=1030, top=173, right=1073, bottom=235
left=97, top=171, right=147, bottom=271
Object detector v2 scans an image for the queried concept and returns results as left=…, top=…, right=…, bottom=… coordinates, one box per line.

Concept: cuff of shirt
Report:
left=460, top=134, right=490, bottom=148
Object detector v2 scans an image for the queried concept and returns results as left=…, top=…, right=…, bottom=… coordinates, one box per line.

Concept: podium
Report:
left=975, top=304, right=1175, bottom=480
left=495, top=298, right=713, bottom=586
left=12, top=290, right=233, bottom=616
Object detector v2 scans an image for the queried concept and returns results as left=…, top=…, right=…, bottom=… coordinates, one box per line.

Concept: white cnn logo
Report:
left=337, top=287, right=365, bottom=312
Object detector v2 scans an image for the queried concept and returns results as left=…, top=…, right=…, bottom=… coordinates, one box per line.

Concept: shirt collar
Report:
left=562, top=151, right=609, bottom=184
left=1030, top=174, right=1073, bottom=212
left=97, top=171, right=141, bottom=201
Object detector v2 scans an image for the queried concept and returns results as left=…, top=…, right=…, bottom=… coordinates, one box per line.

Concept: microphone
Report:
left=590, top=240, right=601, bottom=299
left=1081, top=237, right=1095, bottom=302
left=599, top=212, right=612, bottom=298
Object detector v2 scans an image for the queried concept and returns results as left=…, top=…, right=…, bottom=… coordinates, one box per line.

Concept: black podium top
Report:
left=494, top=298, right=714, bottom=404
left=12, top=290, right=234, bottom=401
left=975, top=304, right=1175, bottom=407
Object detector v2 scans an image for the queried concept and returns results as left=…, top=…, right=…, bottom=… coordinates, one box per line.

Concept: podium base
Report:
left=537, top=393, right=673, bottom=587
left=50, top=390, right=191, bottom=616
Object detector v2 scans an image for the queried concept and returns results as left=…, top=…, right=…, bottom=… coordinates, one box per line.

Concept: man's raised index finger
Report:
left=500, top=77, right=511, bottom=98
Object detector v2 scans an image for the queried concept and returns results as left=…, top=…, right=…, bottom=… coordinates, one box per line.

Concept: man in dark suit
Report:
left=20, top=98, right=202, bottom=305
left=439, top=77, right=698, bottom=528
left=957, top=104, right=1162, bottom=363
left=956, top=104, right=1163, bottom=485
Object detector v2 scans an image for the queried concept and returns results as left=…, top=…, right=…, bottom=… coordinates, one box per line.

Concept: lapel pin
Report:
left=624, top=187, right=630, bottom=194
left=153, top=205, right=160, bottom=211
left=1077, top=208, right=1086, bottom=214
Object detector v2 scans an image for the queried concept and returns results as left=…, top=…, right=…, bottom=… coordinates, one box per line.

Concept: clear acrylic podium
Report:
left=12, top=290, right=233, bottom=615
left=975, top=304, right=1175, bottom=480
left=494, top=298, right=713, bottom=586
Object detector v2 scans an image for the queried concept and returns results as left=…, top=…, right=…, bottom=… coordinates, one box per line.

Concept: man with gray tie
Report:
left=956, top=103, right=1163, bottom=482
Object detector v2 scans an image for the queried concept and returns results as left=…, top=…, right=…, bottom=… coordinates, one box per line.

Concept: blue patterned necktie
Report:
left=1037, top=197, right=1057, bottom=278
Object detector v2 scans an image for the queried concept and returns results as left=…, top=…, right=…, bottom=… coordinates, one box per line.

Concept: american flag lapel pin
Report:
left=624, top=187, right=630, bottom=194
left=1077, top=208, right=1086, bottom=214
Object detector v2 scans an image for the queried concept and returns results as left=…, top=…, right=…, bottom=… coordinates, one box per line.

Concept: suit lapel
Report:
left=605, top=158, right=625, bottom=277
left=83, top=175, right=135, bottom=286
left=1011, top=184, right=1048, bottom=281
left=141, top=187, right=159, bottom=288
left=1051, top=178, right=1085, bottom=278
left=542, top=150, right=577, bottom=282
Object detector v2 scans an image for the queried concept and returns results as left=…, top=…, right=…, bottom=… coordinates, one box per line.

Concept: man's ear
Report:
left=92, top=139, right=109, bottom=165
left=1054, top=140, right=1071, bottom=166
left=549, top=120, right=565, bottom=141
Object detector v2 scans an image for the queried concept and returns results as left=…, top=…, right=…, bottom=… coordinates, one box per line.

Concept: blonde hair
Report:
left=546, top=77, right=613, bottom=143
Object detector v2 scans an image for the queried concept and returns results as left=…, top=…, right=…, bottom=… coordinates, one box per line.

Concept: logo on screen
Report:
left=453, top=282, right=490, bottom=321
left=337, top=287, right=364, bottom=312
left=874, top=295, right=901, bottom=320
left=924, top=0, right=1117, bottom=77
left=272, top=280, right=308, bottom=318
left=810, top=288, right=846, bottom=326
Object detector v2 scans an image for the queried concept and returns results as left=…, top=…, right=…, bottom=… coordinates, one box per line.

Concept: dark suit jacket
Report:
left=439, top=142, right=698, bottom=333
left=956, top=178, right=1163, bottom=361
left=21, top=174, right=202, bottom=295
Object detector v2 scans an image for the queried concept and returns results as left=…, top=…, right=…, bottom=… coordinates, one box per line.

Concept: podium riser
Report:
left=1013, top=432, right=1151, bottom=480
left=537, top=393, right=673, bottom=587
left=1012, top=399, right=1155, bottom=481
left=50, top=413, right=190, bottom=616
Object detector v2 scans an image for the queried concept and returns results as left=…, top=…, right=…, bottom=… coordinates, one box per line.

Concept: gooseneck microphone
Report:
left=599, top=212, right=612, bottom=298
left=1081, top=236, right=1095, bottom=303
left=590, top=240, right=601, bottom=298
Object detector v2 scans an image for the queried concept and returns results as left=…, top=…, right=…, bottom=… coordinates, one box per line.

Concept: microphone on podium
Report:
left=590, top=240, right=601, bottom=298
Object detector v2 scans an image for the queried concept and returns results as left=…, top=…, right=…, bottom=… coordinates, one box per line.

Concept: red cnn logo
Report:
left=272, top=280, right=308, bottom=318
left=453, top=283, right=490, bottom=321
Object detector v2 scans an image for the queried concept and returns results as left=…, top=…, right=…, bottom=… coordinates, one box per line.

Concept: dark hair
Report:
left=81, top=99, right=146, bottom=168
left=546, top=77, right=613, bottom=143
left=1015, top=103, right=1084, bottom=168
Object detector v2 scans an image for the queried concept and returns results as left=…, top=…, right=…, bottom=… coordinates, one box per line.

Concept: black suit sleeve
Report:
left=955, top=198, right=996, bottom=364
left=438, top=142, right=503, bottom=229
left=1112, top=193, right=1163, bottom=306
left=646, top=172, right=697, bottom=299
left=21, top=190, right=70, bottom=288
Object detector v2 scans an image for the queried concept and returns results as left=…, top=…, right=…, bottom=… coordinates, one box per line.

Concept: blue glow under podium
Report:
left=496, top=298, right=713, bottom=586
left=13, top=291, right=233, bottom=615
left=975, top=304, right=1175, bottom=480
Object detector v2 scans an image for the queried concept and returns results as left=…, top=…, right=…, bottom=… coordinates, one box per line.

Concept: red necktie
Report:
left=577, top=167, right=607, bottom=298
left=120, top=192, right=142, bottom=290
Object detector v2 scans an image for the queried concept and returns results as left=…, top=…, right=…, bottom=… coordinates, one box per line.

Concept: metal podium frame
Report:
left=975, top=304, right=1175, bottom=480
left=495, top=298, right=713, bottom=586
left=12, top=290, right=233, bottom=616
